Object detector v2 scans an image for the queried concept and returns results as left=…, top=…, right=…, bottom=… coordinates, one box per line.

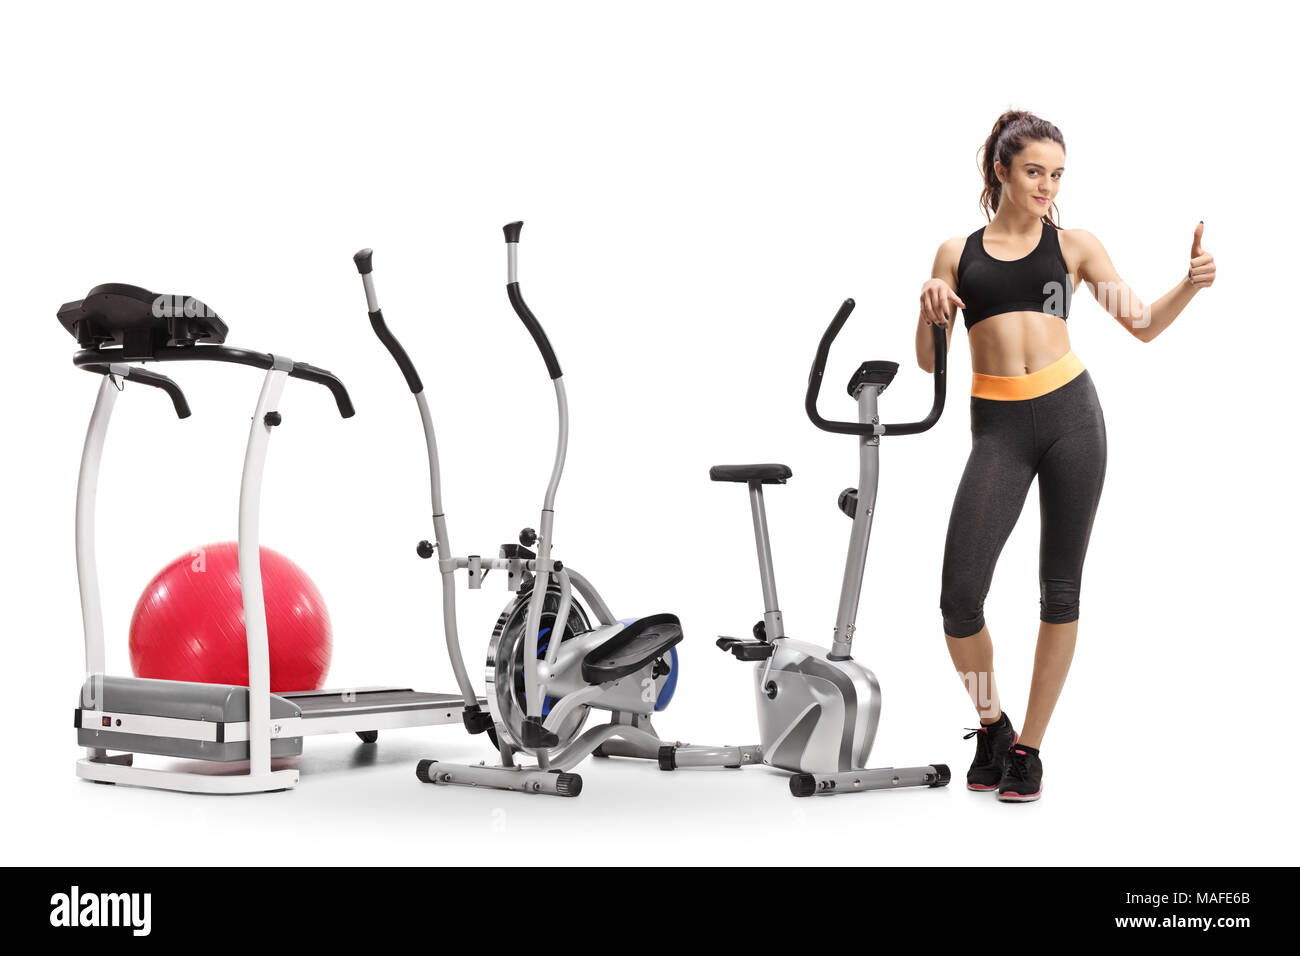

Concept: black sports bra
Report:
left=955, top=221, right=1072, bottom=330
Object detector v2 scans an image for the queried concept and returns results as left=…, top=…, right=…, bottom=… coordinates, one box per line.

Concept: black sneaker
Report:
left=998, top=743, right=1043, bottom=803
left=962, top=713, right=1017, bottom=791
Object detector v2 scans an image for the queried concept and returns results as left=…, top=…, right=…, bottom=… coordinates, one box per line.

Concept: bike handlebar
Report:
left=805, top=298, right=948, bottom=437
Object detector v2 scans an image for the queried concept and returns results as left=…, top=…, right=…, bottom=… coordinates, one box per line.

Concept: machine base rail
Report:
left=790, top=763, right=950, bottom=797
left=658, top=743, right=763, bottom=770
left=659, top=742, right=949, bottom=797
left=416, top=722, right=670, bottom=797
left=416, top=760, right=583, bottom=797
left=77, top=756, right=301, bottom=794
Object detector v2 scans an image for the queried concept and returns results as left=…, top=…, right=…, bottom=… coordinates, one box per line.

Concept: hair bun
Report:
left=977, top=110, right=1066, bottom=223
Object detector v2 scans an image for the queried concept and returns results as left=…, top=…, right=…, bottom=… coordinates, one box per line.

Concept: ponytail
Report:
left=977, top=110, right=1066, bottom=226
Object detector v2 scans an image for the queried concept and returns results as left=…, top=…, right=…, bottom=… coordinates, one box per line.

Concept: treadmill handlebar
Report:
left=72, top=346, right=355, bottom=418
left=288, top=362, right=355, bottom=418
left=78, top=362, right=192, bottom=418
left=805, top=299, right=948, bottom=437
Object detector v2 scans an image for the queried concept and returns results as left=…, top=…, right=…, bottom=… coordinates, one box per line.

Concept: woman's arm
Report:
left=1073, top=223, right=1215, bottom=343
left=917, top=237, right=964, bottom=371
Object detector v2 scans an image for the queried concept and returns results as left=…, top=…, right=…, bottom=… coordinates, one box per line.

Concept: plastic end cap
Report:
left=930, top=764, right=952, bottom=788
left=555, top=772, right=583, bottom=797
left=415, top=759, right=437, bottom=784
left=789, top=773, right=817, bottom=797
left=353, top=249, right=374, bottom=275
left=657, top=745, right=677, bottom=771
left=503, top=221, right=523, bottom=244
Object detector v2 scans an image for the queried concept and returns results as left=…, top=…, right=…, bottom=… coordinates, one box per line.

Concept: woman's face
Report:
left=996, top=139, right=1065, bottom=217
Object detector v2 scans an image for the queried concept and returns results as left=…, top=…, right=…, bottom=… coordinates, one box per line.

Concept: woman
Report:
left=917, top=110, right=1214, bottom=803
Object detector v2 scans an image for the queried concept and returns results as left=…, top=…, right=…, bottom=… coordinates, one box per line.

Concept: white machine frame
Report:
left=66, top=288, right=472, bottom=795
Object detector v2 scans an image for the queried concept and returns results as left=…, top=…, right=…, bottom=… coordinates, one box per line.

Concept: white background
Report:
left=3, top=0, right=1294, bottom=866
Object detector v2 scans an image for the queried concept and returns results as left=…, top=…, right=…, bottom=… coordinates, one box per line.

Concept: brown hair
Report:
left=978, top=110, right=1066, bottom=226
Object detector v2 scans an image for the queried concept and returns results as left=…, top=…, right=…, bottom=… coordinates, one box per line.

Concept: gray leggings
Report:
left=940, top=370, right=1107, bottom=638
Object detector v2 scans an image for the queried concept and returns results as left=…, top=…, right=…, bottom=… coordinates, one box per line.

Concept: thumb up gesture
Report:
left=1188, top=222, right=1215, bottom=288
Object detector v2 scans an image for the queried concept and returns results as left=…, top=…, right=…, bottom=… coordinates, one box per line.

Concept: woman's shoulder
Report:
left=938, top=230, right=978, bottom=258
left=938, top=229, right=981, bottom=277
left=1054, top=224, right=1101, bottom=252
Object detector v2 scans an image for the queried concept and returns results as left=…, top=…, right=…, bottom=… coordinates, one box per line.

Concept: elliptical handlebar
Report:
left=805, top=298, right=948, bottom=437
left=503, top=221, right=564, bottom=381
left=353, top=248, right=425, bottom=395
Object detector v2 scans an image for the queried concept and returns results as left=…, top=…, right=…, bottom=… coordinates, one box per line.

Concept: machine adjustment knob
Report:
left=764, top=680, right=778, bottom=700
left=416, top=540, right=435, bottom=559
left=264, top=411, right=282, bottom=427
left=519, top=528, right=537, bottom=547
left=753, top=621, right=767, bottom=641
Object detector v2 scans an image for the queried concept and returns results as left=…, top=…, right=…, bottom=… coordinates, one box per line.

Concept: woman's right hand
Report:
left=920, top=278, right=964, bottom=327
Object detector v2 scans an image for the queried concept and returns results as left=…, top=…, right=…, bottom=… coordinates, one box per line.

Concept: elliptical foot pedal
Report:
left=582, top=613, right=683, bottom=683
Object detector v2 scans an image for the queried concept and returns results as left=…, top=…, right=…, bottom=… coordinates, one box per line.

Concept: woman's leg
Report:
left=946, top=626, right=999, bottom=720
left=1022, top=379, right=1107, bottom=748
left=940, top=401, right=1037, bottom=719
left=1020, top=620, right=1078, bottom=749
left=941, top=420, right=1035, bottom=790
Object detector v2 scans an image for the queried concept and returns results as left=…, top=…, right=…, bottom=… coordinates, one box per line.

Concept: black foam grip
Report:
left=368, top=309, right=424, bottom=394
left=506, top=282, right=562, bottom=380
left=805, top=298, right=857, bottom=434
left=76, top=362, right=192, bottom=419
left=881, top=322, right=948, bottom=436
left=289, top=362, right=356, bottom=418
left=128, top=367, right=192, bottom=419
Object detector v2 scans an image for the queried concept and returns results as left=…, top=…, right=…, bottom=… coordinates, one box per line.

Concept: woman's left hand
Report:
left=1189, top=222, right=1215, bottom=289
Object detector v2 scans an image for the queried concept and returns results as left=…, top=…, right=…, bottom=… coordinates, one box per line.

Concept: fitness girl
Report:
left=916, top=110, right=1215, bottom=802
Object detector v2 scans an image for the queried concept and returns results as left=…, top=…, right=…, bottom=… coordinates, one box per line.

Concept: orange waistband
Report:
left=971, top=351, right=1085, bottom=401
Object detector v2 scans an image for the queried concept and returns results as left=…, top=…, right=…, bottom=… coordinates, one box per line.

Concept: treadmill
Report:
left=63, top=283, right=484, bottom=794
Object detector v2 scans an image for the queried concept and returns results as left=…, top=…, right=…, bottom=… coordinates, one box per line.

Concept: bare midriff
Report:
left=968, top=311, right=1072, bottom=376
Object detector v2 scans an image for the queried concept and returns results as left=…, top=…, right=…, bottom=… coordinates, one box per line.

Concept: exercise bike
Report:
left=353, top=222, right=685, bottom=797
left=660, top=300, right=952, bottom=796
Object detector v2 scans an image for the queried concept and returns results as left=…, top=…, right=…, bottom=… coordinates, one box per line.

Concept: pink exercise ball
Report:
left=129, top=542, right=333, bottom=692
